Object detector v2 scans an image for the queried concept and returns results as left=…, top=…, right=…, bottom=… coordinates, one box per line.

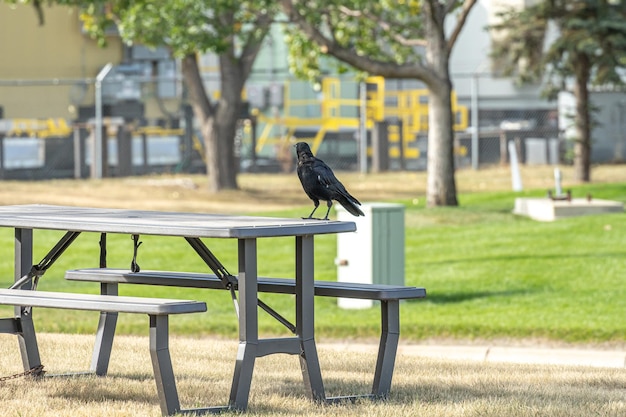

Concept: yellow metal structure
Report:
left=6, top=118, right=73, bottom=138
left=254, top=76, right=468, bottom=161
left=364, top=76, right=385, bottom=122
left=255, top=78, right=371, bottom=156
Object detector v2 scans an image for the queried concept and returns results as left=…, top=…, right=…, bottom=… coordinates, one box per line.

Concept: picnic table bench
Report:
left=0, top=288, right=206, bottom=415
left=66, top=268, right=426, bottom=402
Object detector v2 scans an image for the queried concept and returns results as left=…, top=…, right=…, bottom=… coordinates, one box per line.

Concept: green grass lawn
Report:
left=0, top=182, right=624, bottom=344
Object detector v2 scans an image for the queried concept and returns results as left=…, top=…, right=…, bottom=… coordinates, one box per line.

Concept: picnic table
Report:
left=0, top=204, right=425, bottom=415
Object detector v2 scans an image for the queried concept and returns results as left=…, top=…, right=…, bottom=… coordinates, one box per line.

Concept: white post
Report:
left=94, top=63, right=113, bottom=179
left=508, top=141, right=523, bottom=192
left=554, top=168, right=562, bottom=196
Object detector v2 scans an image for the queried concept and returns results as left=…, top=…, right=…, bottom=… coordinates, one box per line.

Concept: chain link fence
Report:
left=455, top=108, right=561, bottom=169
left=0, top=72, right=564, bottom=179
left=0, top=74, right=205, bottom=180
left=243, top=74, right=564, bottom=172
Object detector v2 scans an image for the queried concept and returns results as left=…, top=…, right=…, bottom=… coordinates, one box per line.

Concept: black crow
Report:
left=295, top=142, right=364, bottom=220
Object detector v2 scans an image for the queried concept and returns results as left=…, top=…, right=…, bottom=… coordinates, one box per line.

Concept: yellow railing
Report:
left=255, top=79, right=373, bottom=155
left=6, top=118, right=73, bottom=138
left=254, top=76, right=468, bottom=160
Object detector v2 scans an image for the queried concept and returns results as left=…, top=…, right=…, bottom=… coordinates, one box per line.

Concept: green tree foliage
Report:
left=490, top=0, right=626, bottom=181
left=284, top=1, right=425, bottom=84
left=282, top=0, right=478, bottom=207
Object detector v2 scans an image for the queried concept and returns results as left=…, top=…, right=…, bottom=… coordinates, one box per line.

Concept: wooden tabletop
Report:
left=0, top=204, right=356, bottom=238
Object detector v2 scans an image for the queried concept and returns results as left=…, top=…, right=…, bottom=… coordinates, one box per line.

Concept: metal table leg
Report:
left=228, top=238, right=259, bottom=410
left=372, top=300, right=400, bottom=398
left=14, top=228, right=42, bottom=373
left=228, top=235, right=326, bottom=408
left=150, top=314, right=181, bottom=416
left=296, top=235, right=326, bottom=401
left=90, top=282, right=119, bottom=375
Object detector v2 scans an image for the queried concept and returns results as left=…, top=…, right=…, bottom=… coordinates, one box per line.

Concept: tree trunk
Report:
left=213, top=54, right=244, bottom=190
left=209, top=110, right=238, bottom=191
left=573, top=54, right=591, bottom=182
left=424, top=1, right=458, bottom=207
left=181, top=54, right=239, bottom=192
left=426, top=80, right=458, bottom=206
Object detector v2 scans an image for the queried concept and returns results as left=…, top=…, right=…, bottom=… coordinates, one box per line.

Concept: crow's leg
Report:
left=304, top=200, right=320, bottom=219
left=322, top=200, right=333, bottom=220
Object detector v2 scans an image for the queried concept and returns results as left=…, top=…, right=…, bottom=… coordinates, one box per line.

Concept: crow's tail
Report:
left=336, top=195, right=365, bottom=217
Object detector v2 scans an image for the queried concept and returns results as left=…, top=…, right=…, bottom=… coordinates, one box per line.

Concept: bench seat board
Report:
left=0, top=289, right=207, bottom=315
left=65, top=269, right=427, bottom=301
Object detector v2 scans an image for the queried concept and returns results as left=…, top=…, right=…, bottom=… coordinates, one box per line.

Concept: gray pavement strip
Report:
left=319, top=343, right=626, bottom=368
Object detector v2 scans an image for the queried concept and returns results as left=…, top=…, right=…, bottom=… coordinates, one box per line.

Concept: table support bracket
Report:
left=10, top=231, right=81, bottom=291
left=184, top=237, right=295, bottom=333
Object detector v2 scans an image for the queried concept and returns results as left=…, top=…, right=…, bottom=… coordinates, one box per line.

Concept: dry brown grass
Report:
left=0, top=333, right=624, bottom=417
left=0, top=164, right=623, bottom=213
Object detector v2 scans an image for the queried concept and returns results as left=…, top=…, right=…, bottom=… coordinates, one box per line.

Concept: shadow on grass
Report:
left=411, top=289, right=531, bottom=304
left=52, top=374, right=157, bottom=404
left=417, top=251, right=626, bottom=267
